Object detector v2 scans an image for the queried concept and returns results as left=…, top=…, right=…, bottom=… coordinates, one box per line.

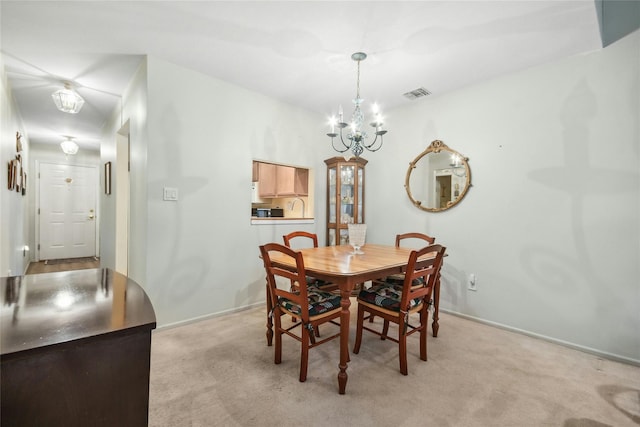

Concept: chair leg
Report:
left=353, top=304, right=365, bottom=354
left=381, top=319, right=390, bottom=340
left=420, top=308, right=428, bottom=361
left=399, top=317, right=408, bottom=375
left=299, top=325, right=310, bottom=382
left=274, top=314, right=282, bottom=365
left=266, top=283, right=273, bottom=346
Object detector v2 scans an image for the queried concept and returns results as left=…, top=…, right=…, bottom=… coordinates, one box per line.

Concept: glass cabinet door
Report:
left=340, top=164, right=355, bottom=225
left=328, top=167, right=337, bottom=224
left=325, top=156, right=367, bottom=246
left=328, top=228, right=337, bottom=246
left=357, top=167, right=364, bottom=224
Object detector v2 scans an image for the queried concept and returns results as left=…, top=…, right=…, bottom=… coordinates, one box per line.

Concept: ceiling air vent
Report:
left=403, top=87, right=431, bottom=100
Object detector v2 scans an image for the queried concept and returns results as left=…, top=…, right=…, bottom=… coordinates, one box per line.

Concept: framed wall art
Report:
left=16, top=132, right=23, bottom=152
left=8, top=160, right=16, bottom=190
left=15, top=155, right=22, bottom=193
left=105, top=161, right=112, bottom=195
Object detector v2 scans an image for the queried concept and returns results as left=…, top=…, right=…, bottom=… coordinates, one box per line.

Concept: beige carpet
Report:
left=149, top=304, right=639, bottom=427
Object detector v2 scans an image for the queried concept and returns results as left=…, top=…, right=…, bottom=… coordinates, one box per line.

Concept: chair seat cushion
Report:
left=307, top=277, right=331, bottom=288
left=279, top=289, right=341, bottom=317
left=357, top=283, right=421, bottom=312
left=384, top=274, right=425, bottom=287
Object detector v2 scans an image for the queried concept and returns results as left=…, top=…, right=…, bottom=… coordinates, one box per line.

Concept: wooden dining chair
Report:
left=283, top=231, right=338, bottom=292
left=396, top=232, right=435, bottom=248
left=260, top=243, right=342, bottom=382
left=353, top=244, right=446, bottom=375
left=368, top=232, right=436, bottom=323
left=381, top=232, right=436, bottom=284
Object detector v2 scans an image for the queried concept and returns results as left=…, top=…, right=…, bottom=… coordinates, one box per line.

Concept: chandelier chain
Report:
left=356, top=59, right=361, bottom=100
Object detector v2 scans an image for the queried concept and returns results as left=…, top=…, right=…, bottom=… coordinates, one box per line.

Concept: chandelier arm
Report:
left=331, top=139, right=350, bottom=153
left=362, top=133, right=384, bottom=152
left=330, top=131, right=352, bottom=153
left=338, top=127, right=353, bottom=150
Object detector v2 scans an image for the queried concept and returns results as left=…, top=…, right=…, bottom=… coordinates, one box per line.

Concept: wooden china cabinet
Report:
left=325, top=156, right=367, bottom=246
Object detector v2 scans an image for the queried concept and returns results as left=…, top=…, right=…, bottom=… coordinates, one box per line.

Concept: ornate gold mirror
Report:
left=405, top=140, right=471, bottom=212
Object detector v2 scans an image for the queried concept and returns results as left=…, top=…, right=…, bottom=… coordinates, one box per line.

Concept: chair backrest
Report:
left=400, top=244, right=446, bottom=309
left=395, top=232, right=435, bottom=248
left=283, top=231, right=319, bottom=249
left=260, top=243, right=311, bottom=319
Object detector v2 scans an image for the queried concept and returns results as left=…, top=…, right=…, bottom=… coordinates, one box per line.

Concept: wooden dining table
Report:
left=264, top=243, right=442, bottom=394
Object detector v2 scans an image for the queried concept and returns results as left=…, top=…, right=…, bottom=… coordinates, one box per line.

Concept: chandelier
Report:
left=60, top=137, right=79, bottom=155
left=327, top=52, right=387, bottom=157
left=450, top=154, right=466, bottom=177
left=52, top=82, right=85, bottom=114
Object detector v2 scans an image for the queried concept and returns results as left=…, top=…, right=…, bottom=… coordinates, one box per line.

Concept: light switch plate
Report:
left=163, top=187, right=178, bottom=201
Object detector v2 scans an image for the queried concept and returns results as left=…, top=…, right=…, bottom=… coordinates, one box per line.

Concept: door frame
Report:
left=35, top=160, right=100, bottom=262
left=114, top=121, right=130, bottom=275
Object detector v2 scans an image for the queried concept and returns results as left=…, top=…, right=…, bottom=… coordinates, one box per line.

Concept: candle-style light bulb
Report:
left=329, top=116, right=337, bottom=133
left=338, top=105, right=343, bottom=123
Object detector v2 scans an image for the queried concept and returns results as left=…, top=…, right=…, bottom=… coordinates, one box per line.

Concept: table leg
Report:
left=338, top=287, right=351, bottom=394
left=432, top=275, right=440, bottom=337
left=266, top=281, right=273, bottom=346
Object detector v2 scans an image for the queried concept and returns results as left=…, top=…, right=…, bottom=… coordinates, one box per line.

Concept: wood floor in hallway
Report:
left=26, top=257, right=100, bottom=275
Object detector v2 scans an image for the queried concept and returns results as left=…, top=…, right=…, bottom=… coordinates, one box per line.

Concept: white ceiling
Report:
left=1, top=1, right=603, bottom=151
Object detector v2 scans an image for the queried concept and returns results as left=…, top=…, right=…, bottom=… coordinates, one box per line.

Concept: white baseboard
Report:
left=155, top=301, right=265, bottom=332
left=441, top=308, right=640, bottom=367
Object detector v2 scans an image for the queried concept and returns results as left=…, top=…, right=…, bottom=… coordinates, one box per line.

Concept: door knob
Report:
left=88, top=214, right=95, bottom=219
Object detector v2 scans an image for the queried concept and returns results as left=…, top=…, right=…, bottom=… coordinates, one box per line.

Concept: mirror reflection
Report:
left=405, top=140, right=471, bottom=212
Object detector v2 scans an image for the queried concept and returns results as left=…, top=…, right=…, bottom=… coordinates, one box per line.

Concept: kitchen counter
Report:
left=251, top=217, right=315, bottom=225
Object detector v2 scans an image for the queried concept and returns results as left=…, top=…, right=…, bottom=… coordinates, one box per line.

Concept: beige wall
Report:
left=0, top=58, right=29, bottom=276
left=367, top=30, right=640, bottom=363
left=113, top=55, right=336, bottom=327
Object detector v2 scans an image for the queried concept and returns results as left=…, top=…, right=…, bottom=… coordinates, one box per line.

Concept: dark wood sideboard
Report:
left=1, top=268, right=156, bottom=427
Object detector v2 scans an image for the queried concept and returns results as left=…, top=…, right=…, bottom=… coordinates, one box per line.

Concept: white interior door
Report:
left=39, top=163, right=97, bottom=260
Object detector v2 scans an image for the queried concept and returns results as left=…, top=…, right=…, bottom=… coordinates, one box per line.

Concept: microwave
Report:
left=270, top=208, right=284, bottom=218
left=254, top=208, right=284, bottom=218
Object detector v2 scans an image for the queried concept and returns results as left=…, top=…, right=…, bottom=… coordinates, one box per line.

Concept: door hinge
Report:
left=38, top=208, right=40, bottom=214
left=38, top=244, right=40, bottom=250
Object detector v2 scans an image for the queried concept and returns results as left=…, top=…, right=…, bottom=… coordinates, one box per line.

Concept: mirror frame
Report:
left=404, top=140, right=472, bottom=212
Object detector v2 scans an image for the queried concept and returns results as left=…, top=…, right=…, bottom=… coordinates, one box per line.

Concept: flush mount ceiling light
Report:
left=327, top=52, right=387, bottom=158
left=52, top=82, right=85, bottom=114
left=60, top=137, right=79, bottom=155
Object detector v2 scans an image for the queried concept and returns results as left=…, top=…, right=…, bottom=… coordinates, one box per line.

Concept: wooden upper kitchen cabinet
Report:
left=257, top=162, right=277, bottom=197
left=254, top=161, right=308, bottom=198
